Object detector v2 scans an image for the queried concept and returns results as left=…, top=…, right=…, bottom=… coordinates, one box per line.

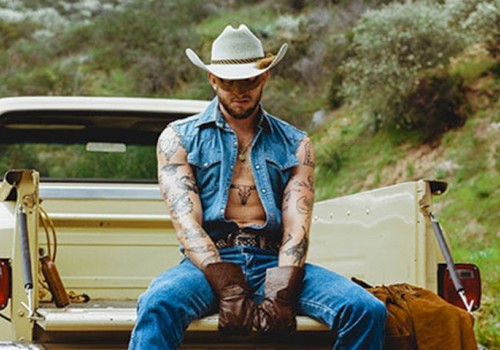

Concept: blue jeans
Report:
left=129, top=246, right=386, bottom=349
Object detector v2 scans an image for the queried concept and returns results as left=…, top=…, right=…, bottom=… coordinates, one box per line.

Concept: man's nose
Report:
left=233, top=82, right=247, bottom=95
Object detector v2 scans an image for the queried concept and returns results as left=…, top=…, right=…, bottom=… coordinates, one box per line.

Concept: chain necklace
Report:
left=238, top=138, right=253, bottom=162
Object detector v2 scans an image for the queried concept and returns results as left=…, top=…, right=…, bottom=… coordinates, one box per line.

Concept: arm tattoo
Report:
left=297, top=195, right=313, bottom=215
left=283, top=230, right=308, bottom=264
left=282, top=233, right=293, bottom=246
left=282, top=189, right=292, bottom=212
left=186, top=245, right=218, bottom=268
left=186, top=245, right=216, bottom=255
left=303, top=140, right=315, bottom=168
left=182, top=226, right=205, bottom=240
left=159, top=133, right=180, bottom=162
left=169, top=193, right=194, bottom=219
left=159, top=164, right=185, bottom=200
left=230, top=184, right=256, bottom=205
left=294, top=175, right=314, bottom=193
left=176, top=174, right=198, bottom=194
left=201, top=255, right=219, bottom=268
left=160, top=163, right=184, bottom=176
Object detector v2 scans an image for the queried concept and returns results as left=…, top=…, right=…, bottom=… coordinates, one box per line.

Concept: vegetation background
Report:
left=0, top=0, right=498, bottom=347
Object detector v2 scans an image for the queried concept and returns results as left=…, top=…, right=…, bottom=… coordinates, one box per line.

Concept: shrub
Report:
left=402, top=69, right=468, bottom=139
left=84, top=0, right=208, bottom=95
left=0, top=20, right=37, bottom=50
left=341, top=1, right=468, bottom=134
left=445, top=0, right=500, bottom=58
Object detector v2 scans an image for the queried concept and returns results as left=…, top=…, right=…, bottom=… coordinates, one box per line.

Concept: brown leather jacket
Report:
left=353, top=279, right=477, bottom=350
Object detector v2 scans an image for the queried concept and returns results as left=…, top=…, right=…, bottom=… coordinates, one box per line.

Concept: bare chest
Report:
left=225, top=157, right=266, bottom=226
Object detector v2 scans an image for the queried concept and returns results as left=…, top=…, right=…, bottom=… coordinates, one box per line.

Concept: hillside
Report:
left=0, top=0, right=498, bottom=347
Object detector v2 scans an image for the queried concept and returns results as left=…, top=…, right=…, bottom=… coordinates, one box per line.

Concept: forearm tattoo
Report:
left=282, top=227, right=309, bottom=264
left=182, top=226, right=206, bottom=240
left=230, top=184, right=256, bottom=205
left=282, top=233, right=293, bottom=246
left=169, top=193, right=194, bottom=219
left=187, top=245, right=218, bottom=267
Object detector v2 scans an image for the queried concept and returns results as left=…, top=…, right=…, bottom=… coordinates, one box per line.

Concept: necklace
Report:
left=238, top=138, right=253, bottom=162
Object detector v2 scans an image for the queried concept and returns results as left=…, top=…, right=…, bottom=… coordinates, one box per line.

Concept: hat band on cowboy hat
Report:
left=185, top=24, right=288, bottom=80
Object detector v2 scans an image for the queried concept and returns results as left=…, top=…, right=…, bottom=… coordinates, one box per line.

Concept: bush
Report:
left=445, top=0, right=500, bottom=58
left=403, top=69, right=468, bottom=139
left=0, top=20, right=37, bottom=50
left=82, top=0, right=208, bottom=95
left=341, top=1, right=468, bottom=134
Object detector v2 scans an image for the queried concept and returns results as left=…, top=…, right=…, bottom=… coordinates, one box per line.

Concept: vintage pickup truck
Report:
left=0, top=96, right=481, bottom=349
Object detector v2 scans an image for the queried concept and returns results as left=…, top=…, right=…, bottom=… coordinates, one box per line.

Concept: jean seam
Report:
left=297, top=298, right=337, bottom=327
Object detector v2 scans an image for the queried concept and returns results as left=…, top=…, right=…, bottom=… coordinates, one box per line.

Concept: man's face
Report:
left=209, top=72, right=269, bottom=120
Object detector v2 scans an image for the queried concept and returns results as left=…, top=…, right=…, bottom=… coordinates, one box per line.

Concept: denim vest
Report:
left=171, top=98, right=306, bottom=242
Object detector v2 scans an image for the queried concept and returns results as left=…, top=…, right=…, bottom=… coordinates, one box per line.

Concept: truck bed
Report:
left=35, top=300, right=331, bottom=349
left=1, top=174, right=444, bottom=347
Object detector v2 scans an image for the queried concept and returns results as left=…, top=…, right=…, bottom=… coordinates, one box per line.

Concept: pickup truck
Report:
left=0, top=96, right=481, bottom=349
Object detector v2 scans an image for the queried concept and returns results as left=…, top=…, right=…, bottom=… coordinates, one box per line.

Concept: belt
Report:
left=215, top=229, right=281, bottom=252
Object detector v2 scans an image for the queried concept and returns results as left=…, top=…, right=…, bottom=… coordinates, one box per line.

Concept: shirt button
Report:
left=262, top=189, right=267, bottom=193
left=220, top=209, right=224, bottom=213
left=256, top=165, right=260, bottom=170
left=234, top=141, right=238, bottom=146
left=203, top=162, right=209, bottom=167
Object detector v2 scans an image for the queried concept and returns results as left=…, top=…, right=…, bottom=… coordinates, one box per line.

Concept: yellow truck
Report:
left=0, top=97, right=481, bottom=349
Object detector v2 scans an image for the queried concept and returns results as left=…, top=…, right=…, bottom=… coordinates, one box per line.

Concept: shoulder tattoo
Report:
left=159, top=128, right=181, bottom=162
left=303, top=140, right=315, bottom=168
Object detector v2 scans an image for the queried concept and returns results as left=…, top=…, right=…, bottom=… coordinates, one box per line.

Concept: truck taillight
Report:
left=0, top=259, right=11, bottom=310
left=438, top=263, right=481, bottom=312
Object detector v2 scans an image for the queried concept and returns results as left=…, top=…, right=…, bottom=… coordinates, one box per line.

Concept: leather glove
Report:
left=254, top=266, right=305, bottom=336
left=203, top=262, right=255, bottom=336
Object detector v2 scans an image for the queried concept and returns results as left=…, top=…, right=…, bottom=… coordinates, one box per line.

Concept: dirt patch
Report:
left=362, top=143, right=447, bottom=190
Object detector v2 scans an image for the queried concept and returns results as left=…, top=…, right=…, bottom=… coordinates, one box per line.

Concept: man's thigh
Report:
left=140, top=257, right=217, bottom=318
left=298, top=263, right=377, bottom=327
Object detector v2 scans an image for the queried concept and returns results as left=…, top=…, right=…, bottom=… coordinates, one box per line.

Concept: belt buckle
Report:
left=232, top=230, right=258, bottom=248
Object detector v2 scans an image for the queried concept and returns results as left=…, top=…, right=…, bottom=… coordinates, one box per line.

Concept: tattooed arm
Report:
left=279, top=136, right=315, bottom=267
left=157, top=125, right=221, bottom=270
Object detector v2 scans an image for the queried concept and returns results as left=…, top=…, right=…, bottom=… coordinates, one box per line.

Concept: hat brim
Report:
left=186, top=43, right=288, bottom=80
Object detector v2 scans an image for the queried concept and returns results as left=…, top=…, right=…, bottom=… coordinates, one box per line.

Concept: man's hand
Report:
left=254, top=266, right=305, bottom=336
left=203, top=262, right=255, bottom=336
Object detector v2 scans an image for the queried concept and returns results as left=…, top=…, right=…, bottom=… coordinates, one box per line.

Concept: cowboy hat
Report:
left=185, top=24, right=288, bottom=80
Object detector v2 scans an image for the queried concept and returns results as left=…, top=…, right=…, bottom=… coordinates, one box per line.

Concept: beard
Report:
left=218, top=88, right=263, bottom=120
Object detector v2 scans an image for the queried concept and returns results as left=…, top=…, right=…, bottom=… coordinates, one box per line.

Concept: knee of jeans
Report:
left=360, top=296, right=387, bottom=325
left=136, top=290, right=153, bottom=311
left=371, top=298, right=387, bottom=322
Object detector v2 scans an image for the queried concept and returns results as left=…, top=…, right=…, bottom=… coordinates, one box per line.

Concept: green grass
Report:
left=312, top=63, right=499, bottom=347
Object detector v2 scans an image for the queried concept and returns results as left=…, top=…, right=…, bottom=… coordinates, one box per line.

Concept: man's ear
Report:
left=261, top=71, right=270, bottom=85
left=208, top=73, right=218, bottom=90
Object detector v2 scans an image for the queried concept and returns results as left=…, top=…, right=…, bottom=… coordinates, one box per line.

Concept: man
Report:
left=129, top=24, right=386, bottom=350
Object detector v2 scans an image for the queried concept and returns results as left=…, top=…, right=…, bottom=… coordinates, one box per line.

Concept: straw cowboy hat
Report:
left=185, top=24, right=288, bottom=80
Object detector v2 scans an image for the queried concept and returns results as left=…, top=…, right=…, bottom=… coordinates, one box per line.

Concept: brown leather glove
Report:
left=203, top=262, right=255, bottom=336
left=254, top=266, right=305, bottom=336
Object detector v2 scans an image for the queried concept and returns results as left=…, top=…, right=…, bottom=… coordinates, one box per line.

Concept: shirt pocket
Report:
left=265, top=156, right=298, bottom=195
left=188, top=151, right=222, bottom=195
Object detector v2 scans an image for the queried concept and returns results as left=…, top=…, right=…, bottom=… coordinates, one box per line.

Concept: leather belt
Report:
left=215, top=229, right=281, bottom=252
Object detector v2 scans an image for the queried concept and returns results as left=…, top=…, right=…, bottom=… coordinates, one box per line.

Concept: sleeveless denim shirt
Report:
left=170, top=97, right=306, bottom=242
